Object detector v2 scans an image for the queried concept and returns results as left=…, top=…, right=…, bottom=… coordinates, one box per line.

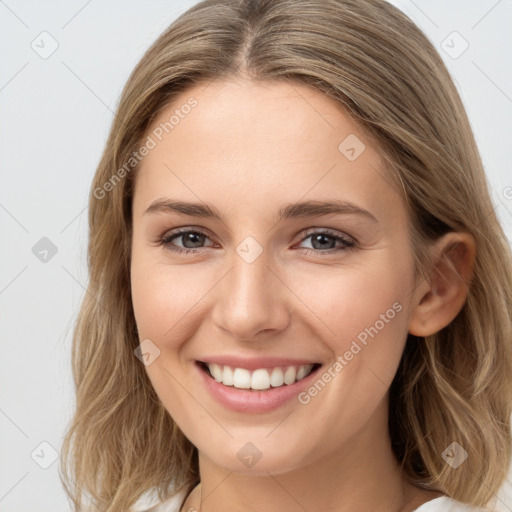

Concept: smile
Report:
left=202, top=362, right=320, bottom=390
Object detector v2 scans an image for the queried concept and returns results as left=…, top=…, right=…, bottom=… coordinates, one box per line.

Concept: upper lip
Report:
left=197, top=355, right=320, bottom=371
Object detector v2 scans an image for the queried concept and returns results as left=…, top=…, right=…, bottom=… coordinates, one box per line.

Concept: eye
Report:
left=294, top=228, right=356, bottom=255
left=158, top=227, right=356, bottom=256
left=159, top=228, right=216, bottom=254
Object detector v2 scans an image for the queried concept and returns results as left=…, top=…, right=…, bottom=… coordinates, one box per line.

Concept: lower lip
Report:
left=196, top=363, right=321, bottom=413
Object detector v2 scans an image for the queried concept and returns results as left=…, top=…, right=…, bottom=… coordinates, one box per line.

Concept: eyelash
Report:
left=158, top=227, right=356, bottom=256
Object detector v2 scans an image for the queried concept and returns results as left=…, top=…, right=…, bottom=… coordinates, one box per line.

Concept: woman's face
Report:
left=130, top=77, right=422, bottom=475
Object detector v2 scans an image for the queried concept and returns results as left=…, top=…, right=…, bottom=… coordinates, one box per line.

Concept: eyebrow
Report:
left=143, top=198, right=378, bottom=223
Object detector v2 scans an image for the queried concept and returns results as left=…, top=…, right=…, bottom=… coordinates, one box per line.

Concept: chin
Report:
left=194, top=432, right=319, bottom=476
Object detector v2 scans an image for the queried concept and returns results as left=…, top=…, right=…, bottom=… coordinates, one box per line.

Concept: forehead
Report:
left=133, top=77, right=401, bottom=222
left=145, top=77, right=363, bottom=159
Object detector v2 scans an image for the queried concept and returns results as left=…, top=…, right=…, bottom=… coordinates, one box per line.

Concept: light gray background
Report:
left=1, top=1, right=511, bottom=510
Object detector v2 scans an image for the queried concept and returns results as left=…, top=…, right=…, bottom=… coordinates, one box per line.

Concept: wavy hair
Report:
left=59, top=0, right=512, bottom=510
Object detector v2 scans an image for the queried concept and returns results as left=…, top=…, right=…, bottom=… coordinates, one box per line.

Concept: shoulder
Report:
left=413, top=496, right=492, bottom=512
left=130, top=486, right=188, bottom=512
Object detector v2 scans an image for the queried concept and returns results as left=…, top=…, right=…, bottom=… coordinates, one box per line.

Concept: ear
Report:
left=408, top=232, right=476, bottom=337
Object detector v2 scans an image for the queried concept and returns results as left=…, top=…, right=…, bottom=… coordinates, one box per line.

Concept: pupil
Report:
left=184, top=233, right=204, bottom=248
left=312, top=234, right=334, bottom=250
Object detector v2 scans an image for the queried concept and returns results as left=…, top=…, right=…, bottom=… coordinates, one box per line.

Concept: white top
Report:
left=131, top=487, right=487, bottom=512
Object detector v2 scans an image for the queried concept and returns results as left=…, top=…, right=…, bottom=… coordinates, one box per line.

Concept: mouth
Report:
left=197, top=361, right=322, bottom=391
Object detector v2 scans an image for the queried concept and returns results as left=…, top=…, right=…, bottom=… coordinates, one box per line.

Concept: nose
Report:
left=211, top=248, right=291, bottom=341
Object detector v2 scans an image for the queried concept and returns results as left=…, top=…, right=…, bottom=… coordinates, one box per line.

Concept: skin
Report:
left=130, top=76, right=475, bottom=512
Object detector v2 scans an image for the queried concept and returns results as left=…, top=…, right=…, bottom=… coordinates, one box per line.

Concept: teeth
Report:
left=222, top=365, right=234, bottom=386
left=206, top=363, right=315, bottom=390
left=296, top=365, right=310, bottom=380
left=210, top=363, right=223, bottom=382
left=233, top=368, right=251, bottom=389
left=283, top=366, right=296, bottom=385
left=269, top=367, right=284, bottom=387
left=251, top=369, right=270, bottom=390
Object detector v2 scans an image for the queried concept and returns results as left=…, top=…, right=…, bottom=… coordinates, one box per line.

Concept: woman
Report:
left=59, top=1, right=512, bottom=511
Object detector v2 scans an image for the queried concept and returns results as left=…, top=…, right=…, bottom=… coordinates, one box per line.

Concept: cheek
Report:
left=289, top=253, right=414, bottom=396
left=130, top=250, right=208, bottom=342
left=130, top=256, right=203, bottom=421
left=295, top=261, right=411, bottom=340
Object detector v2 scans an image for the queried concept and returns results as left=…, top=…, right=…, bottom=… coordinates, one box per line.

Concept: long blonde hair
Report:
left=59, top=0, right=512, bottom=510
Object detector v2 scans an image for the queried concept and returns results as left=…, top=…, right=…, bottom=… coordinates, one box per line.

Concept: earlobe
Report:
left=408, top=232, right=476, bottom=337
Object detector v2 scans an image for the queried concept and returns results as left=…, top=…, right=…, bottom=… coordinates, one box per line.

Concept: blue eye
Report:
left=159, top=227, right=356, bottom=256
